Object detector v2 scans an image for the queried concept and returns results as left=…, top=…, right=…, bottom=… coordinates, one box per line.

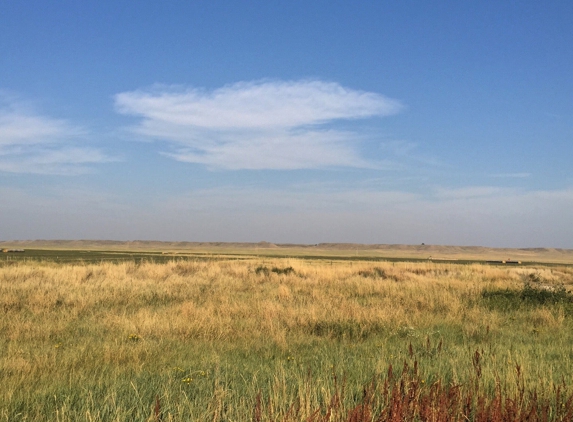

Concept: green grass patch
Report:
left=481, top=278, right=573, bottom=312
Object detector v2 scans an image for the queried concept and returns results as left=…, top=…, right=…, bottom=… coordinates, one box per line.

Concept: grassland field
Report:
left=2, top=245, right=573, bottom=421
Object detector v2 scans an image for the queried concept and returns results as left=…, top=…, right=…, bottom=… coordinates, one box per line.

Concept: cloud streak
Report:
left=490, top=173, right=531, bottom=178
left=115, top=80, right=403, bottom=170
left=0, top=97, right=115, bottom=175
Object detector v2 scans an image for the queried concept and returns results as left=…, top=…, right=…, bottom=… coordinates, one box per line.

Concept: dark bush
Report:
left=358, top=267, right=398, bottom=281
left=255, top=266, right=270, bottom=276
left=271, top=266, right=295, bottom=275
left=254, top=266, right=295, bottom=276
left=481, top=278, right=573, bottom=311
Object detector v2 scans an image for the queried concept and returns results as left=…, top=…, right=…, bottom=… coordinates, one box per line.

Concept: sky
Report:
left=1, top=1, right=572, bottom=247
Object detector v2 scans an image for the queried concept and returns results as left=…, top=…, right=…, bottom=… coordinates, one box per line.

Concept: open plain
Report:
left=2, top=243, right=573, bottom=420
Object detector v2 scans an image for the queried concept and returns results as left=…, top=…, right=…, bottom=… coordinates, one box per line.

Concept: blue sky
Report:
left=1, top=1, right=572, bottom=247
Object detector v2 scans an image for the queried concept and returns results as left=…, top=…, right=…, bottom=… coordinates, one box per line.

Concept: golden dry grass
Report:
left=2, top=258, right=573, bottom=420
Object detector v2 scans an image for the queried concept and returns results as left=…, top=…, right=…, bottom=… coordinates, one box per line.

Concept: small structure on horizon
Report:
left=2, top=249, right=25, bottom=253
left=485, top=259, right=522, bottom=265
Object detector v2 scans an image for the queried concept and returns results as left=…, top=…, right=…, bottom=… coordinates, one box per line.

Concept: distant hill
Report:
left=1, top=240, right=572, bottom=264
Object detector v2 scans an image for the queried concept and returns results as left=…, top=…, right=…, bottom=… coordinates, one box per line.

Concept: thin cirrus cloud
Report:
left=0, top=99, right=114, bottom=175
left=115, top=79, right=403, bottom=170
left=490, top=173, right=531, bottom=178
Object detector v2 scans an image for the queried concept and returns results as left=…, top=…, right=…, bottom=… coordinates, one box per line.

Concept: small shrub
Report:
left=271, top=266, right=295, bottom=275
left=523, top=272, right=542, bottom=284
left=520, top=282, right=571, bottom=305
left=255, top=265, right=295, bottom=276
left=481, top=278, right=573, bottom=311
left=254, top=266, right=270, bottom=276
left=358, top=267, right=398, bottom=281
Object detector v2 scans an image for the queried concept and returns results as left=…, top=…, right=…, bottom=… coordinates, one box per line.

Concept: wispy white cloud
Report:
left=0, top=97, right=115, bottom=175
left=115, top=79, right=403, bottom=170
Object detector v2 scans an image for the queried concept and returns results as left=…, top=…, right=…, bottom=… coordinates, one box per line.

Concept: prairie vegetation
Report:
left=2, top=257, right=573, bottom=420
